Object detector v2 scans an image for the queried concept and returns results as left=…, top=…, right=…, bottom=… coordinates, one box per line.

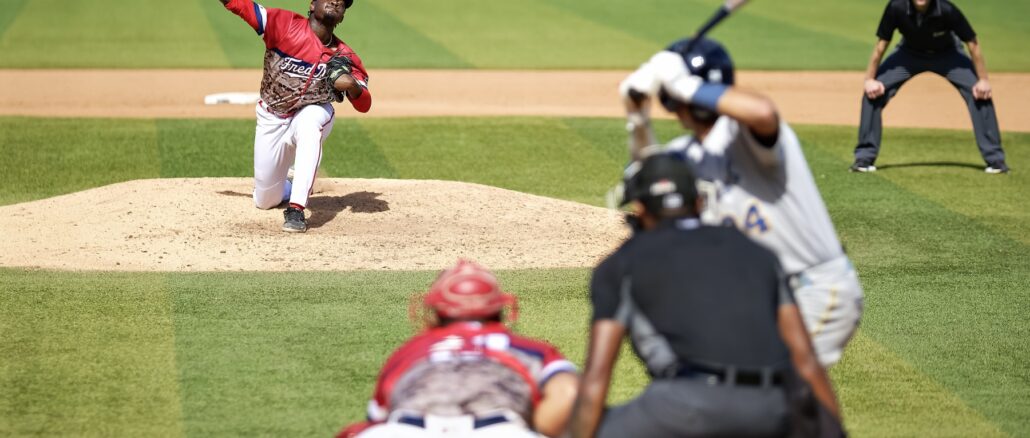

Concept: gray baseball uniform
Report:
left=663, top=116, right=863, bottom=366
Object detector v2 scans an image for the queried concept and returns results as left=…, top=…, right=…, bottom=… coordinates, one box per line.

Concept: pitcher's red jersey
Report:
left=223, top=0, right=371, bottom=116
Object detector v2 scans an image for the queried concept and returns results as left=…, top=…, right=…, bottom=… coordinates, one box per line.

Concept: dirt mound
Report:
left=1, top=178, right=627, bottom=271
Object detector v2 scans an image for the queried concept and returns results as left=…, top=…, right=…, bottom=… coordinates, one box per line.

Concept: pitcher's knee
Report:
left=254, top=190, right=282, bottom=209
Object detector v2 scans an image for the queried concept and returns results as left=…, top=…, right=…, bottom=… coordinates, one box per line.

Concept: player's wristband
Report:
left=691, top=83, right=729, bottom=111
left=664, top=75, right=728, bottom=110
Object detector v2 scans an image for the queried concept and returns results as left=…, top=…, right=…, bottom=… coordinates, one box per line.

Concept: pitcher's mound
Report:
left=1, top=178, right=627, bottom=271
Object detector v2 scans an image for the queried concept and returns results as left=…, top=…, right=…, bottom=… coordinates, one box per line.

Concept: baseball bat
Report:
left=683, top=0, right=750, bottom=52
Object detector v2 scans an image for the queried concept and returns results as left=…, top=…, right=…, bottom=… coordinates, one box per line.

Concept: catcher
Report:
left=220, top=0, right=371, bottom=232
left=337, top=260, right=579, bottom=438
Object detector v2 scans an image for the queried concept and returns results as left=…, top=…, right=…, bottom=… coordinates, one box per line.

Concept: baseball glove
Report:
left=325, top=54, right=357, bottom=102
left=325, top=54, right=354, bottom=86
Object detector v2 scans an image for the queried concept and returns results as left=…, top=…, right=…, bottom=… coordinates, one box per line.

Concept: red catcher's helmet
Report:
left=422, top=260, right=517, bottom=322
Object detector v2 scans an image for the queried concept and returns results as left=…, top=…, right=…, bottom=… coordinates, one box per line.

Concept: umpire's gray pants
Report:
left=597, top=379, right=788, bottom=438
left=854, top=47, right=1005, bottom=165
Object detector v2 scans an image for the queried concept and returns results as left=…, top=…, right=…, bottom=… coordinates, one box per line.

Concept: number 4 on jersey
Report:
left=720, top=202, right=770, bottom=235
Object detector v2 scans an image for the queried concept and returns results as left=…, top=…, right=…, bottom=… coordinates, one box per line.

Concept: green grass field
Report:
left=2, top=0, right=1030, bottom=436
left=1, top=0, right=1029, bottom=70
left=1, top=117, right=1028, bottom=436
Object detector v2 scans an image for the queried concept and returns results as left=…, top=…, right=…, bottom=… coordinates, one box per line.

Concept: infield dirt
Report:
left=3, top=69, right=1030, bottom=131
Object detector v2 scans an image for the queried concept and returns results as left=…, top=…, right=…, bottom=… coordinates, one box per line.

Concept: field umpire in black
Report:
left=851, top=0, right=1009, bottom=174
left=570, top=154, right=841, bottom=438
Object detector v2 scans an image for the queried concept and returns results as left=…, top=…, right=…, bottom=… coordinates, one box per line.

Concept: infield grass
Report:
left=1, top=0, right=1028, bottom=70
left=2, top=116, right=1029, bottom=436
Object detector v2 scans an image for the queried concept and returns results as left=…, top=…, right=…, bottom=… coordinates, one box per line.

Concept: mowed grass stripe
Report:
left=372, top=0, right=655, bottom=69
left=198, top=0, right=469, bottom=69
left=196, top=0, right=267, bottom=69
left=559, top=117, right=631, bottom=165
left=0, top=270, right=184, bottom=437
left=832, top=333, right=1007, bottom=437
left=361, top=117, right=622, bottom=205
left=168, top=270, right=422, bottom=437
left=509, top=0, right=1028, bottom=71
left=0, top=117, right=161, bottom=206
left=666, top=8, right=869, bottom=71
left=339, top=1, right=472, bottom=69
left=0, top=0, right=29, bottom=39
left=725, top=0, right=876, bottom=46
left=873, top=129, right=1030, bottom=247
left=951, top=0, right=1030, bottom=72
left=547, top=0, right=871, bottom=70
left=168, top=269, right=599, bottom=436
left=0, top=0, right=229, bottom=68
left=795, top=127, right=1030, bottom=436
left=861, top=270, right=1030, bottom=436
left=320, top=119, right=399, bottom=178
left=2, top=1, right=1029, bottom=70
left=156, top=118, right=397, bottom=179
left=798, top=125, right=1030, bottom=247
left=158, top=119, right=254, bottom=178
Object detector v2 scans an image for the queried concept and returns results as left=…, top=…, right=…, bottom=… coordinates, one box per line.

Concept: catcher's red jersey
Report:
left=365, top=322, right=576, bottom=422
left=223, top=0, right=371, bottom=116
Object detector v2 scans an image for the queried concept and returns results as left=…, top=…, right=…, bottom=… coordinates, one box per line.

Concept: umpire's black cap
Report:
left=621, top=153, right=699, bottom=214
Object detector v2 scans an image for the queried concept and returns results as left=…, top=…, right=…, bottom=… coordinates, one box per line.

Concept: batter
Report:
left=619, top=37, right=863, bottom=367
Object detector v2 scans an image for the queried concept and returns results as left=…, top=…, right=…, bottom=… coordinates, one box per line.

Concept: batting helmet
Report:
left=658, top=37, right=735, bottom=119
left=422, top=260, right=517, bottom=322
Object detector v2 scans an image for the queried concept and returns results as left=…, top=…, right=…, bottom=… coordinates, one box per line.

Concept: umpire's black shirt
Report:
left=590, top=218, right=793, bottom=372
left=876, top=0, right=976, bottom=56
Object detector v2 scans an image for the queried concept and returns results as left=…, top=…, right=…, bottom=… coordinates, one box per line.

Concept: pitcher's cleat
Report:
left=282, top=207, right=308, bottom=233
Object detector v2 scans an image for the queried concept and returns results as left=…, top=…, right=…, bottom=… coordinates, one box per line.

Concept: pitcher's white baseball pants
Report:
left=252, top=102, right=335, bottom=210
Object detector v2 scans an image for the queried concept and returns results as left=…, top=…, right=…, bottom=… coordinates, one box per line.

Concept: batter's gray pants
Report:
left=854, top=48, right=1005, bottom=165
left=597, top=379, right=788, bottom=438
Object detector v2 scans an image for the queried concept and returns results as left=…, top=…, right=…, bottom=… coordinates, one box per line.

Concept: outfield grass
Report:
left=1, top=0, right=1028, bottom=70
left=1, top=116, right=1028, bottom=436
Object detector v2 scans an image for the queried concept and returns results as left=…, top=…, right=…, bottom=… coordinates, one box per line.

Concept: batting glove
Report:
left=651, top=51, right=704, bottom=103
left=620, top=60, right=662, bottom=99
